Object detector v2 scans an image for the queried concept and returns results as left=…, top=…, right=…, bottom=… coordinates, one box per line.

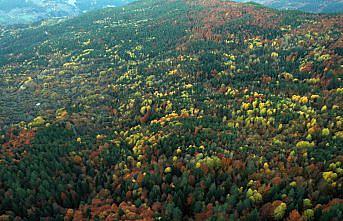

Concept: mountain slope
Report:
left=0, top=0, right=135, bottom=25
left=0, top=0, right=342, bottom=220
left=234, top=0, right=343, bottom=13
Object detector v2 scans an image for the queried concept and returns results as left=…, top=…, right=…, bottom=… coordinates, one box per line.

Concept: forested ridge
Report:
left=233, top=0, right=343, bottom=14
left=0, top=0, right=342, bottom=220
left=0, top=0, right=136, bottom=25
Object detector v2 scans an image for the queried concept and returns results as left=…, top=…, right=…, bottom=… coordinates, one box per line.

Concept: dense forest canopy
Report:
left=0, top=0, right=342, bottom=220
left=1, top=0, right=343, bottom=26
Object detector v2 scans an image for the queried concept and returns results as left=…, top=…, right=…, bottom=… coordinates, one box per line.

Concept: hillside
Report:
left=0, top=0, right=342, bottom=220
left=234, top=0, right=343, bottom=13
left=0, top=0, right=135, bottom=25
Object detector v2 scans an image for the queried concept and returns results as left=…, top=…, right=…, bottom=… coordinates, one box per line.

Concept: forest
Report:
left=0, top=0, right=342, bottom=220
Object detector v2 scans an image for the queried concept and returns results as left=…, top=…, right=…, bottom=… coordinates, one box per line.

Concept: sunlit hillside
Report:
left=234, top=0, right=343, bottom=13
left=0, top=0, right=135, bottom=25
